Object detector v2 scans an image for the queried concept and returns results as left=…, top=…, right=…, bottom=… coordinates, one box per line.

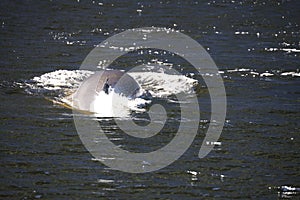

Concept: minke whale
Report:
left=71, top=70, right=146, bottom=112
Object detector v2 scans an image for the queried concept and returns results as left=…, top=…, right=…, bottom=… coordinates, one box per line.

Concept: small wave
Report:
left=223, top=68, right=300, bottom=79
left=97, top=179, right=114, bottom=184
left=269, top=185, right=300, bottom=198
left=281, top=71, right=300, bottom=77
left=264, top=47, right=300, bottom=53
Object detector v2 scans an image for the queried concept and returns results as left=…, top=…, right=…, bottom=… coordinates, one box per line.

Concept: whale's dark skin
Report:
left=72, top=70, right=140, bottom=112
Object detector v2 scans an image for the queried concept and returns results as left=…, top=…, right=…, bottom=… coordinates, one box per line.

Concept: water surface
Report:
left=1, top=0, right=299, bottom=199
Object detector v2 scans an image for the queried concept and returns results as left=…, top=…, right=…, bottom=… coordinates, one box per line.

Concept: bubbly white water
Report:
left=30, top=69, right=93, bottom=91
left=129, top=71, right=198, bottom=97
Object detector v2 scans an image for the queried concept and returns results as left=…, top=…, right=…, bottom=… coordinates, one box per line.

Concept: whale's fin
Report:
left=103, top=78, right=109, bottom=94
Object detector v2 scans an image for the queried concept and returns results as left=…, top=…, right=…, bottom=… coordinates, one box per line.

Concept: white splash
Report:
left=88, top=89, right=150, bottom=118
left=30, top=69, right=93, bottom=91
left=129, top=71, right=198, bottom=97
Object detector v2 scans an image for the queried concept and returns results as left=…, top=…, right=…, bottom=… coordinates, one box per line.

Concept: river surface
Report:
left=1, top=0, right=299, bottom=199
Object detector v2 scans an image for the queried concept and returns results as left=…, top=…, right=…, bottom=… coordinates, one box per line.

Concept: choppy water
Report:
left=1, top=0, right=299, bottom=199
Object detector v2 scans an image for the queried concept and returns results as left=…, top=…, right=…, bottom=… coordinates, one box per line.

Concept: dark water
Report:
left=1, top=0, right=300, bottom=199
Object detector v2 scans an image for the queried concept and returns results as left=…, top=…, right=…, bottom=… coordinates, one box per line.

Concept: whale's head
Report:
left=72, top=70, right=140, bottom=113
